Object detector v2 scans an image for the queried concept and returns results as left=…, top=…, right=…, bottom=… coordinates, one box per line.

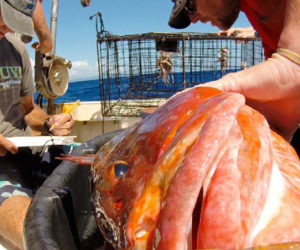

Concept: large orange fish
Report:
left=60, top=87, right=300, bottom=249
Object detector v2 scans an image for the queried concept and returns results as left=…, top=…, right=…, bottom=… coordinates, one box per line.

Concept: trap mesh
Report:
left=96, top=31, right=263, bottom=117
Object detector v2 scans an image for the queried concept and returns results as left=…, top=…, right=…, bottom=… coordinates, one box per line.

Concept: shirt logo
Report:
left=0, top=66, right=22, bottom=89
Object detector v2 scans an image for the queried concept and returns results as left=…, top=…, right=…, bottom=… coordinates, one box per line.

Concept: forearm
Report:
left=278, top=0, right=300, bottom=54
left=203, top=53, right=300, bottom=140
left=212, top=53, right=300, bottom=101
left=33, top=1, right=53, bottom=54
left=24, top=104, right=49, bottom=132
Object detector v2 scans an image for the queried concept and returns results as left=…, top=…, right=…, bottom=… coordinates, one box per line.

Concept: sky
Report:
left=26, top=0, right=251, bottom=82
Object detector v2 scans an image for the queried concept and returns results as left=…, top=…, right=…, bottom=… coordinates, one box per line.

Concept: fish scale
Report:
left=59, top=87, right=300, bottom=250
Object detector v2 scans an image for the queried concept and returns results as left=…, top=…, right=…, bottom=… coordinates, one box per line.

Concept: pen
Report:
left=49, top=100, right=80, bottom=132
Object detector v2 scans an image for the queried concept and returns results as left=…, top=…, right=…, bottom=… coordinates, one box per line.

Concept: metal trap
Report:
left=92, top=13, right=264, bottom=117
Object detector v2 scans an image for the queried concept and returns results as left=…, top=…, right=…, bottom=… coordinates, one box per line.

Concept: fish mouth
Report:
left=96, top=206, right=127, bottom=249
left=94, top=189, right=127, bottom=249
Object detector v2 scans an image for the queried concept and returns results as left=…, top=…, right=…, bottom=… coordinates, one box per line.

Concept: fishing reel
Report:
left=35, top=51, right=72, bottom=99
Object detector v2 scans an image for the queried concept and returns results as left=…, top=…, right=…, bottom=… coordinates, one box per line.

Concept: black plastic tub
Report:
left=22, top=126, right=300, bottom=250
left=24, top=130, right=123, bottom=250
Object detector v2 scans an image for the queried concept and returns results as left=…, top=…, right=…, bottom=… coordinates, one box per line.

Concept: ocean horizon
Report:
left=34, top=69, right=238, bottom=104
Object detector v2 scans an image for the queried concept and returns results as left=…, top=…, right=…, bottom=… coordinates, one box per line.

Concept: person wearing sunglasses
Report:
left=169, top=0, right=300, bottom=145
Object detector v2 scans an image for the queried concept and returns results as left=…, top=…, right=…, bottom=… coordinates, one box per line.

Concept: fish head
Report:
left=91, top=87, right=224, bottom=249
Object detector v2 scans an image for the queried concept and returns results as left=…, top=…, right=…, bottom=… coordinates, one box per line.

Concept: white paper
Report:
left=7, top=136, right=77, bottom=147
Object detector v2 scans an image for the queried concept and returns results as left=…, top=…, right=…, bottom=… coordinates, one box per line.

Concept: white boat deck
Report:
left=45, top=100, right=163, bottom=143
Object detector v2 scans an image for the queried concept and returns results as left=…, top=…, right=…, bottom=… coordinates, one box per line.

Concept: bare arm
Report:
left=278, top=0, right=300, bottom=54
left=202, top=0, right=300, bottom=141
left=0, top=95, right=37, bottom=156
left=32, top=1, right=53, bottom=54
left=22, top=95, right=74, bottom=136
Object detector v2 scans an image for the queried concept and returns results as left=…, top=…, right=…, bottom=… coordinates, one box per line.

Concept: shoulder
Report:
left=4, top=34, right=31, bottom=67
left=5, top=34, right=29, bottom=57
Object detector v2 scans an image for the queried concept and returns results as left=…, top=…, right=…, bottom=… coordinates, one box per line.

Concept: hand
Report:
left=47, top=113, right=74, bottom=136
left=0, top=134, right=18, bottom=157
left=218, top=27, right=256, bottom=45
left=199, top=53, right=300, bottom=141
left=31, top=41, right=52, bottom=54
left=218, top=27, right=256, bottom=38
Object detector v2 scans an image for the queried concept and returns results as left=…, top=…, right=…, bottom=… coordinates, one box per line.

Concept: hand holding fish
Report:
left=201, top=53, right=300, bottom=141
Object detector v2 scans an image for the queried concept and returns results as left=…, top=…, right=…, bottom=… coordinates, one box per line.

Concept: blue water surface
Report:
left=34, top=69, right=238, bottom=104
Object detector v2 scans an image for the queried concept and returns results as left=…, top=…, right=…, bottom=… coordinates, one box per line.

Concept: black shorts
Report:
left=0, top=146, right=64, bottom=204
left=0, top=181, right=33, bottom=205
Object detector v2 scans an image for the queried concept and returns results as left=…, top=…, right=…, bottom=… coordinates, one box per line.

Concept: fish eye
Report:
left=113, top=162, right=129, bottom=178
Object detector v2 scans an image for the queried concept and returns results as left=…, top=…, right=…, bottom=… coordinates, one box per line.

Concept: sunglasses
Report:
left=184, top=0, right=196, bottom=16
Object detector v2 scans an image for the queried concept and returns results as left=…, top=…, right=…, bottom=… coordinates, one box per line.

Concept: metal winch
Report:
left=34, top=0, right=72, bottom=114
left=35, top=53, right=71, bottom=99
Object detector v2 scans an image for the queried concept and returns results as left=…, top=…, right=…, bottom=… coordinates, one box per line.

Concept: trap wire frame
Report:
left=93, top=17, right=264, bottom=117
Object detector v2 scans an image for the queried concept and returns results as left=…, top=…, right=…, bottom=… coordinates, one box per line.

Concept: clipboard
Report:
left=7, top=136, right=77, bottom=147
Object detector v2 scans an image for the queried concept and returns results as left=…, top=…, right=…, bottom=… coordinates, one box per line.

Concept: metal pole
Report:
left=182, top=37, right=186, bottom=90
left=47, top=0, right=59, bottom=114
left=50, top=0, right=59, bottom=56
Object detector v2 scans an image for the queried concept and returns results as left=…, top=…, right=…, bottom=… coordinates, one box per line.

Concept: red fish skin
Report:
left=92, top=87, right=223, bottom=249
left=252, top=131, right=300, bottom=245
left=235, top=106, right=274, bottom=247
left=197, top=106, right=273, bottom=249
left=126, top=92, right=242, bottom=249
left=90, top=86, right=300, bottom=250
left=197, top=122, right=245, bottom=249
left=155, top=92, right=245, bottom=250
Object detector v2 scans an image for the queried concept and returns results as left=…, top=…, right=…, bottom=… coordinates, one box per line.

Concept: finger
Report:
left=50, top=118, right=74, bottom=136
left=50, top=114, right=73, bottom=127
left=55, top=120, right=74, bottom=130
left=31, top=42, right=39, bottom=49
left=0, top=147, right=7, bottom=157
left=31, top=42, right=41, bottom=52
left=0, top=135, right=18, bottom=154
left=58, top=113, right=73, bottom=123
left=51, top=128, right=72, bottom=136
left=217, top=31, right=228, bottom=36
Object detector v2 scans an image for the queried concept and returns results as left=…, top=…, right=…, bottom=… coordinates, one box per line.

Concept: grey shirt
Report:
left=0, top=34, right=35, bottom=137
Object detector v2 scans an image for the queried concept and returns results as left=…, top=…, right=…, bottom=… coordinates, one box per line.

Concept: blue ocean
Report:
left=34, top=70, right=237, bottom=103
left=34, top=79, right=101, bottom=103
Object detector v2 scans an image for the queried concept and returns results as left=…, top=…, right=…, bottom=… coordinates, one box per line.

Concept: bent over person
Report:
left=169, top=0, right=300, bottom=143
left=0, top=0, right=73, bottom=248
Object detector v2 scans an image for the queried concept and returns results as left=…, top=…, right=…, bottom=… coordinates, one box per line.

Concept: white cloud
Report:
left=29, top=58, right=98, bottom=82
left=69, top=60, right=98, bottom=81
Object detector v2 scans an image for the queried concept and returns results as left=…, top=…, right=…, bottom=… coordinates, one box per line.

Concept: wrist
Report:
left=43, top=117, right=52, bottom=135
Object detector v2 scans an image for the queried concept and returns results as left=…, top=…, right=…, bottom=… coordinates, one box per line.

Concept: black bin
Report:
left=24, top=130, right=122, bottom=250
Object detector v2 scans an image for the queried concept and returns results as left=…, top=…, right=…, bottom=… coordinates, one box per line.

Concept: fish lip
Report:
left=94, top=190, right=127, bottom=249
left=97, top=208, right=126, bottom=248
